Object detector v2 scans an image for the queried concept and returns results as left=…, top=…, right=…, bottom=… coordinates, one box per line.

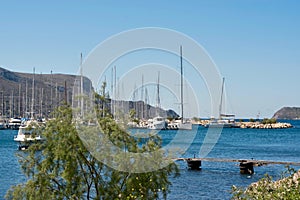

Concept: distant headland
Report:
left=272, top=107, right=300, bottom=120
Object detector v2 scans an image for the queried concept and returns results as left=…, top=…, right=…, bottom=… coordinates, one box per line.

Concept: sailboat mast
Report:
left=219, top=77, right=225, bottom=119
left=113, top=65, right=116, bottom=120
left=50, top=70, right=53, bottom=113
left=141, top=74, right=144, bottom=119
left=111, top=67, right=113, bottom=116
left=18, top=84, right=21, bottom=117
left=31, top=67, right=35, bottom=119
left=156, top=71, right=161, bottom=109
left=80, top=53, right=84, bottom=117
left=180, top=46, right=184, bottom=123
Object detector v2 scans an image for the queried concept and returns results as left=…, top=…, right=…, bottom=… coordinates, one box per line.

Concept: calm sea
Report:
left=1, top=120, right=300, bottom=199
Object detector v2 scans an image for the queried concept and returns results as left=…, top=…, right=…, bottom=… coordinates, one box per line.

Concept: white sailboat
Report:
left=168, top=46, right=192, bottom=130
left=205, top=77, right=237, bottom=128
left=14, top=68, right=44, bottom=150
left=147, top=72, right=167, bottom=130
left=13, top=120, right=44, bottom=150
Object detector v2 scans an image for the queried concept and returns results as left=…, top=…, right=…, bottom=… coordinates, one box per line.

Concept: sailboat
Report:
left=168, top=46, right=192, bottom=130
left=205, top=77, right=237, bottom=128
left=147, top=72, right=167, bottom=130
left=14, top=68, right=44, bottom=150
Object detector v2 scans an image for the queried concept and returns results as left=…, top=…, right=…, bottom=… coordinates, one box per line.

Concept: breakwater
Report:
left=193, top=120, right=293, bottom=129
left=237, top=122, right=292, bottom=129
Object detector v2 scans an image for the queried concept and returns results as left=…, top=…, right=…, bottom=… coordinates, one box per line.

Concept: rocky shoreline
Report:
left=236, top=122, right=293, bottom=129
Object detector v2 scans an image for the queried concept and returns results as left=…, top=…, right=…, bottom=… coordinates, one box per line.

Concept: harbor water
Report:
left=1, top=120, right=300, bottom=199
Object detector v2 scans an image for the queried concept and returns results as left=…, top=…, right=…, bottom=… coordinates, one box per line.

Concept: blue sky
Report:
left=0, top=0, right=299, bottom=118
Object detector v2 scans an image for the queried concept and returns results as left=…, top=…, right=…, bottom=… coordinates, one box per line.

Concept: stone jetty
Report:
left=195, top=120, right=293, bottom=129
left=237, top=122, right=292, bottom=129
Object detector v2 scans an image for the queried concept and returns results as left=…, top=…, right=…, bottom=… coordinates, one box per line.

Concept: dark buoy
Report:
left=186, top=158, right=201, bottom=170
left=239, top=162, right=254, bottom=174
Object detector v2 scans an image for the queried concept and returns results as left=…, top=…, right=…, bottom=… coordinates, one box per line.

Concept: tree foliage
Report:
left=261, top=118, right=277, bottom=124
left=6, top=102, right=179, bottom=199
left=231, top=167, right=300, bottom=199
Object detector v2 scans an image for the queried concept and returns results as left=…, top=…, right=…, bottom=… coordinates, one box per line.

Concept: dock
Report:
left=174, top=157, right=300, bottom=174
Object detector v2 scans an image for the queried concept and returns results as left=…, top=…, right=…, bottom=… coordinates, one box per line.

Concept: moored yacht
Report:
left=8, top=117, right=22, bottom=130
left=205, top=115, right=237, bottom=128
left=13, top=120, right=44, bottom=150
left=148, top=116, right=167, bottom=130
left=204, top=78, right=237, bottom=128
left=168, top=118, right=192, bottom=130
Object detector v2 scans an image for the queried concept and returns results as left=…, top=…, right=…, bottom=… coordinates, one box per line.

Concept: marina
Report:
left=1, top=1, right=300, bottom=199
left=1, top=120, right=300, bottom=199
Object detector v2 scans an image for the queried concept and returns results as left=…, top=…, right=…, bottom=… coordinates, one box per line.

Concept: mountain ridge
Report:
left=0, top=67, right=179, bottom=119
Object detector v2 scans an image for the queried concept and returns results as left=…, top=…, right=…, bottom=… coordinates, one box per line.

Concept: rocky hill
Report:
left=111, top=100, right=179, bottom=119
left=272, top=107, right=300, bottom=120
left=0, top=67, right=92, bottom=117
left=0, top=67, right=178, bottom=119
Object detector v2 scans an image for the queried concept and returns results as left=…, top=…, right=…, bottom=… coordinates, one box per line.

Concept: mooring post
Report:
left=239, top=161, right=254, bottom=174
left=186, top=158, right=201, bottom=170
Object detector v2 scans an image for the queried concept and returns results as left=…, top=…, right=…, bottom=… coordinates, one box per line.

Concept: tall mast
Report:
left=141, top=74, right=144, bottom=119
left=219, top=77, right=225, bottom=119
left=55, top=82, right=58, bottom=107
left=50, top=70, right=53, bottom=113
left=145, top=87, right=148, bottom=119
left=156, top=71, right=161, bottom=118
left=156, top=71, right=161, bottom=109
left=180, top=46, right=184, bottom=123
left=1, top=91, right=4, bottom=117
left=31, top=67, right=35, bottom=119
left=133, top=83, right=137, bottom=118
left=40, top=88, right=43, bottom=118
left=11, top=90, right=13, bottom=117
left=114, top=65, right=116, bottom=119
left=80, top=53, right=84, bottom=117
left=64, top=81, right=67, bottom=104
left=25, top=80, right=28, bottom=114
left=111, top=67, right=114, bottom=115
left=18, top=84, right=21, bottom=117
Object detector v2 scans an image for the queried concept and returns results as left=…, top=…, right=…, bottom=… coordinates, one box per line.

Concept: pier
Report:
left=175, top=157, right=300, bottom=174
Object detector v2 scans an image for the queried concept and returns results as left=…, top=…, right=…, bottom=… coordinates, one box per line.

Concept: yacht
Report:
left=205, top=115, right=237, bottom=128
left=168, top=119, right=192, bottom=130
left=8, top=117, right=22, bottom=130
left=205, top=78, right=237, bottom=128
left=147, top=72, right=168, bottom=130
left=148, top=116, right=167, bottom=130
left=13, top=120, right=43, bottom=150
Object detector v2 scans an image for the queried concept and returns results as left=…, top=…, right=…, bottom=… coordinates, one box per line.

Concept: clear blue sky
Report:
left=1, top=0, right=299, bottom=118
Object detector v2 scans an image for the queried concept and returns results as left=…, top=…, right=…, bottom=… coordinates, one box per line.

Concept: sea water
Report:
left=1, top=120, right=299, bottom=199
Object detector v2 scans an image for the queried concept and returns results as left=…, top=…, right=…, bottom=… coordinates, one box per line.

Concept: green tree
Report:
left=6, top=104, right=179, bottom=199
left=261, top=118, right=277, bottom=124
left=231, top=167, right=300, bottom=199
left=249, top=118, right=255, bottom=123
